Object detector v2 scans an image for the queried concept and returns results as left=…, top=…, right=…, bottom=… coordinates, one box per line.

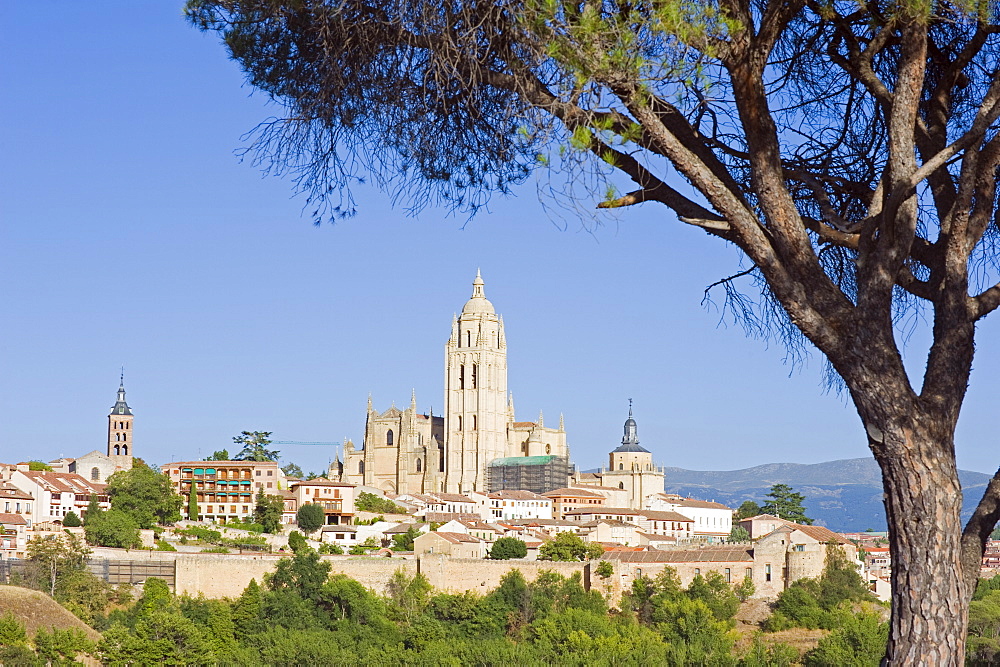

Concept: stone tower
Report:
left=601, top=403, right=665, bottom=508
left=107, top=377, right=134, bottom=462
left=444, top=270, right=509, bottom=493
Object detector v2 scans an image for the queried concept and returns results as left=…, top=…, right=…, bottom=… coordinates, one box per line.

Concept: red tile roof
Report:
left=0, top=513, right=27, bottom=525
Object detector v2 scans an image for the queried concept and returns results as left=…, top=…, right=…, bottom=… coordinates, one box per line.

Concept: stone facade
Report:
left=335, top=273, right=570, bottom=494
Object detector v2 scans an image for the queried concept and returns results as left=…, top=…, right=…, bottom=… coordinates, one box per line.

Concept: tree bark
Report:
left=864, top=403, right=967, bottom=663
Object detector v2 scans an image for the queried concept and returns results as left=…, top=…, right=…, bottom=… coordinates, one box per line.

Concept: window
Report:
left=619, top=482, right=624, bottom=490
left=416, top=459, right=422, bottom=472
left=472, top=364, right=478, bottom=388
left=459, top=364, right=465, bottom=389
left=243, top=506, right=249, bottom=513
left=472, top=415, right=477, bottom=430
left=114, top=445, right=120, bottom=455
left=267, top=470, right=273, bottom=476
left=618, top=463, right=623, bottom=470
left=91, top=467, right=100, bottom=481
left=794, top=544, right=805, bottom=552
left=746, top=568, right=753, bottom=578
left=694, top=568, right=700, bottom=575
left=386, top=429, right=394, bottom=447
left=466, top=331, right=471, bottom=347
left=359, top=461, right=365, bottom=475
left=458, top=416, right=463, bottom=431
left=122, top=445, right=128, bottom=455
left=765, top=564, right=771, bottom=582
left=724, top=568, right=731, bottom=582
left=207, top=506, right=213, bottom=513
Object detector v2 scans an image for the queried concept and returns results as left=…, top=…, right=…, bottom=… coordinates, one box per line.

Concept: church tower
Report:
left=444, top=271, right=509, bottom=493
left=601, top=403, right=665, bottom=508
left=107, top=377, right=134, bottom=461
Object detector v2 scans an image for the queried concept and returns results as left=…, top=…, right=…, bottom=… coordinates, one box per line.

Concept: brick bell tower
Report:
left=107, top=374, right=134, bottom=461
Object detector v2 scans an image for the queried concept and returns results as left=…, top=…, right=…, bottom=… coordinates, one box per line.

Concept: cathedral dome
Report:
left=462, top=270, right=496, bottom=315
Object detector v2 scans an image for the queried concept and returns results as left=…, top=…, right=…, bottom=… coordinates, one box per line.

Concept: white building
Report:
left=645, top=493, right=733, bottom=540
left=9, top=471, right=109, bottom=526
left=487, top=490, right=553, bottom=520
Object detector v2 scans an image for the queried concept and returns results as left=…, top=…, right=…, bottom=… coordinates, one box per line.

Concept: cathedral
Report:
left=332, top=272, right=571, bottom=494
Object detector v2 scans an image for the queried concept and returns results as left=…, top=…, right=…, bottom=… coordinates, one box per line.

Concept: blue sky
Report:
left=3, top=4, right=998, bottom=478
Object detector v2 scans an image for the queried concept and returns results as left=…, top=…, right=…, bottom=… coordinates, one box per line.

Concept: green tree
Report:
left=595, top=560, right=614, bottom=579
left=83, top=494, right=101, bottom=525
left=186, top=1, right=1000, bottom=654
left=287, top=531, right=309, bottom=554
left=253, top=488, right=284, bottom=534
left=26, top=533, right=91, bottom=597
left=267, top=550, right=331, bottom=602
left=28, top=460, right=53, bottom=471
left=735, top=574, right=756, bottom=603
left=385, top=570, right=432, bottom=622
left=803, top=611, right=888, bottom=667
left=391, top=526, right=421, bottom=552
left=106, top=462, right=183, bottom=528
left=62, top=511, right=82, bottom=528
left=232, top=431, right=279, bottom=462
left=281, top=463, right=304, bottom=478
left=207, top=449, right=230, bottom=461
left=729, top=525, right=750, bottom=542
left=538, top=532, right=603, bottom=562
left=735, top=501, right=762, bottom=521
left=295, top=503, right=325, bottom=535
left=489, top=537, right=527, bottom=560
left=0, top=612, right=28, bottom=646
left=85, top=509, right=142, bottom=549
left=187, top=490, right=199, bottom=521
left=762, top=484, right=812, bottom=525
left=354, top=492, right=405, bottom=514
left=33, top=627, right=93, bottom=665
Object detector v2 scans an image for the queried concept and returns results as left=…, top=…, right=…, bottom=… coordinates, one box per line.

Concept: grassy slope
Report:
left=0, top=586, right=101, bottom=641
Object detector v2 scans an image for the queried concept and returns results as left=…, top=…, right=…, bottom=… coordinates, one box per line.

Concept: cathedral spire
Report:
left=613, top=400, right=649, bottom=452
left=410, top=389, right=417, bottom=411
left=538, top=410, right=544, bottom=428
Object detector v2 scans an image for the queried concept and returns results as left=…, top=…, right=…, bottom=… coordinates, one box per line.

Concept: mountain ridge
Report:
left=656, top=457, right=991, bottom=532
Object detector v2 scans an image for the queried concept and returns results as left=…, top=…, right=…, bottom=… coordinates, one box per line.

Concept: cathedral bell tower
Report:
left=107, top=376, right=134, bottom=460
left=444, top=270, right=508, bottom=493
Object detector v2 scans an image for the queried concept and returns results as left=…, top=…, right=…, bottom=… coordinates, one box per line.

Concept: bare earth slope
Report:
left=0, top=586, right=101, bottom=641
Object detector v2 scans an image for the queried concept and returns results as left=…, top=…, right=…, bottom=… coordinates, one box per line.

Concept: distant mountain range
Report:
left=659, top=458, right=993, bottom=532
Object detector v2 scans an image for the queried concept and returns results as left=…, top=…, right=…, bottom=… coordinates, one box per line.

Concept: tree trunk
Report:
left=872, top=411, right=967, bottom=664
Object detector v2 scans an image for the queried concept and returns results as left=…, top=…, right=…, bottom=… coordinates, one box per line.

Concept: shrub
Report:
left=62, top=511, right=82, bottom=528
left=201, top=546, right=230, bottom=554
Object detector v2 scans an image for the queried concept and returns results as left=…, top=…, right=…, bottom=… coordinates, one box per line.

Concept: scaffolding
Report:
left=487, top=455, right=573, bottom=494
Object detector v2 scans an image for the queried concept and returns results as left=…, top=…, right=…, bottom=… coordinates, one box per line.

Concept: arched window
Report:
left=114, top=445, right=120, bottom=455
left=472, top=415, right=477, bottom=430
left=466, top=331, right=471, bottom=347
left=618, top=463, right=623, bottom=470
left=359, top=461, right=365, bottom=475
left=619, top=482, right=625, bottom=489
left=122, top=445, right=128, bottom=455
left=416, top=459, right=422, bottom=472
left=91, top=467, right=100, bottom=481
left=472, top=364, right=478, bottom=388
left=386, top=429, right=394, bottom=447
left=546, top=444, right=551, bottom=455
left=457, top=416, right=463, bottom=431
left=459, top=364, right=465, bottom=389
left=122, top=432, right=126, bottom=441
